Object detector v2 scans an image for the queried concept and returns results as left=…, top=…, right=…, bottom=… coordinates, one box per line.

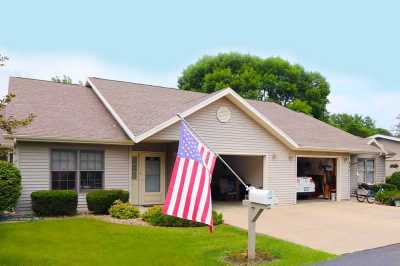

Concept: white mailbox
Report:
left=248, top=187, right=274, bottom=205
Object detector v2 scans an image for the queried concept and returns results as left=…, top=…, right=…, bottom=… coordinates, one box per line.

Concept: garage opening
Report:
left=211, top=155, right=263, bottom=201
left=297, top=157, right=337, bottom=201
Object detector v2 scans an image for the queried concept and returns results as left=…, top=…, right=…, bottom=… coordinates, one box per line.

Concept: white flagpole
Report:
left=176, top=113, right=249, bottom=190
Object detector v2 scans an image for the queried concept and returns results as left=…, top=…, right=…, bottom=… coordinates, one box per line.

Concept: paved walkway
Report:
left=313, top=244, right=400, bottom=266
left=214, top=200, right=400, bottom=255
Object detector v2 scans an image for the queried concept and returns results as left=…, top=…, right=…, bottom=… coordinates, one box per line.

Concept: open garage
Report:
left=297, top=157, right=337, bottom=201
left=211, top=155, right=263, bottom=201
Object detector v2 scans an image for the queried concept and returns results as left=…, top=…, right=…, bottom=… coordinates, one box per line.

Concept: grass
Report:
left=0, top=217, right=335, bottom=266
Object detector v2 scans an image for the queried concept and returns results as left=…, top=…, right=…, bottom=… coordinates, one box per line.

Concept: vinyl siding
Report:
left=350, top=154, right=385, bottom=193
left=16, top=142, right=130, bottom=212
left=149, top=98, right=297, bottom=205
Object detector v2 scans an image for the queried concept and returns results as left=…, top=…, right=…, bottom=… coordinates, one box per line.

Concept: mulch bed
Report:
left=224, top=250, right=275, bottom=266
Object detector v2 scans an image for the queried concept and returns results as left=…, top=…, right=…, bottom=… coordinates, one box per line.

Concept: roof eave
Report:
left=295, top=146, right=380, bottom=154
left=9, top=135, right=134, bottom=146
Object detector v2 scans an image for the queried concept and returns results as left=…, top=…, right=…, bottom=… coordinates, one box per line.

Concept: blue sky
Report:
left=1, top=0, right=399, bottom=129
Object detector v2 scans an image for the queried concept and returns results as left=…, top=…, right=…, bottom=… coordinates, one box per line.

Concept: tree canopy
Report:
left=178, top=52, right=330, bottom=120
left=328, top=113, right=391, bottom=138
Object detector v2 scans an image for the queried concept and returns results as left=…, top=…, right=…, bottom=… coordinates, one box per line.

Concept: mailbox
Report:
left=248, top=187, right=274, bottom=205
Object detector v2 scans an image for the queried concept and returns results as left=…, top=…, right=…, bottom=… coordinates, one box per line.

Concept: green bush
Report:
left=386, top=172, right=400, bottom=189
left=109, top=200, right=140, bottom=219
left=370, top=183, right=397, bottom=193
left=86, top=190, right=129, bottom=214
left=31, top=190, right=78, bottom=216
left=0, top=161, right=22, bottom=212
left=375, top=190, right=400, bottom=206
left=142, top=206, right=223, bottom=227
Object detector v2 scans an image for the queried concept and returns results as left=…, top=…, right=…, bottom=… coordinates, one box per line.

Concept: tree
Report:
left=0, top=53, right=8, bottom=67
left=0, top=56, right=35, bottom=142
left=328, top=113, right=391, bottom=138
left=393, top=114, right=400, bottom=137
left=178, top=52, right=331, bottom=120
left=51, top=75, right=73, bottom=84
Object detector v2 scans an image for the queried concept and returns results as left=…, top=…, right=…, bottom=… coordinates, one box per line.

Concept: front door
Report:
left=140, top=152, right=165, bottom=205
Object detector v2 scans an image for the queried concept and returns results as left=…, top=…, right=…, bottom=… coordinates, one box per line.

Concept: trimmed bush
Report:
left=386, top=172, right=400, bottom=189
left=370, top=183, right=397, bottom=193
left=31, top=190, right=78, bottom=216
left=142, top=206, right=223, bottom=227
left=86, top=190, right=129, bottom=214
left=109, top=200, right=140, bottom=219
left=0, top=161, right=21, bottom=212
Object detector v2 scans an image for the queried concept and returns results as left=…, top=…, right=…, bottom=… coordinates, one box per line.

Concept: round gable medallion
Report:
left=216, top=106, right=231, bottom=123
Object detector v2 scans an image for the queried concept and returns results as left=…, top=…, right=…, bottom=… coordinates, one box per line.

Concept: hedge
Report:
left=31, top=190, right=78, bottom=216
left=86, top=190, right=129, bottom=214
left=142, top=206, right=223, bottom=227
left=370, top=183, right=397, bottom=193
left=0, top=161, right=22, bottom=212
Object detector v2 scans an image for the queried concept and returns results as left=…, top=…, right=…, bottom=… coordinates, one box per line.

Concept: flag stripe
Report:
left=182, top=161, right=199, bottom=219
left=163, top=157, right=181, bottom=214
left=173, top=159, right=189, bottom=216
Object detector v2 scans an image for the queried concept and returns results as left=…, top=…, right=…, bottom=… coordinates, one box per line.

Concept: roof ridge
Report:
left=89, top=76, right=207, bottom=95
left=10, top=76, right=84, bottom=88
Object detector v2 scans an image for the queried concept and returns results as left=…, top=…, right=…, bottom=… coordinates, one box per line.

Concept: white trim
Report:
left=87, top=78, right=137, bottom=141
left=12, top=135, right=133, bottom=146
left=134, top=88, right=299, bottom=149
left=296, top=146, right=378, bottom=154
left=367, top=139, right=388, bottom=155
left=368, top=134, right=400, bottom=142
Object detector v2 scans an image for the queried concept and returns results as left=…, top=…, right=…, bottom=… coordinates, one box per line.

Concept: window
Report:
left=51, top=150, right=77, bottom=190
left=79, top=151, right=104, bottom=190
left=357, top=159, right=375, bottom=184
left=50, top=150, right=104, bottom=191
left=145, top=157, right=161, bottom=192
left=132, top=156, right=138, bottom=180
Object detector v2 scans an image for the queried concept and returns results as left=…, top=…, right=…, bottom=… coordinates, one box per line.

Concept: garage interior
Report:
left=297, top=157, right=337, bottom=201
left=211, top=155, right=263, bottom=201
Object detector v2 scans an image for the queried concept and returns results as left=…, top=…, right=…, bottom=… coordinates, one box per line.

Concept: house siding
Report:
left=149, top=98, right=297, bottom=205
left=350, top=154, right=386, bottom=193
left=16, top=142, right=130, bottom=212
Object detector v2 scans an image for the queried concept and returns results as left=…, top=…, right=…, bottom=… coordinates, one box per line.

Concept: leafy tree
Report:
left=328, top=113, right=391, bottom=138
left=0, top=53, right=9, bottom=67
left=178, top=52, right=330, bottom=120
left=393, top=114, right=400, bottom=137
left=51, top=75, right=73, bottom=84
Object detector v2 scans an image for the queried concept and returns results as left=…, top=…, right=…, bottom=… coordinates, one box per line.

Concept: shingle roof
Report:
left=5, top=76, right=377, bottom=153
left=5, top=77, right=130, bottom=143
left=89, top=77, right=376, bottom=153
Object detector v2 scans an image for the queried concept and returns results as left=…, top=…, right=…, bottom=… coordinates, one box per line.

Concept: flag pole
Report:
left=176, top=113, right=249, bottom=191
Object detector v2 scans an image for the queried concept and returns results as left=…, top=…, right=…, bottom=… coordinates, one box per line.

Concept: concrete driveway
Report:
left=214, top=200, right=400, bottom=255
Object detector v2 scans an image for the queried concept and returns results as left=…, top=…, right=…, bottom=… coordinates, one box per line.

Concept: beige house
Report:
left=4, top=77, right=382, bottom=212
left=367, top=135, right=400, bottom=177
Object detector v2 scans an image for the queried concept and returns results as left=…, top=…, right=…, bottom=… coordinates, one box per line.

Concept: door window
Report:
left=145, top=157, right=161, bottom=192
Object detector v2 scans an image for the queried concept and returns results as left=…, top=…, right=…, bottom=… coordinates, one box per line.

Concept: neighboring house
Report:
left=4, top=77, right=382, bottom=212
left=368, top=135, right=400, bottom=176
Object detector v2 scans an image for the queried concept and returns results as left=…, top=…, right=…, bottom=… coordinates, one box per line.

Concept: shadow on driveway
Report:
left=313, top=244, right=400, bottom=266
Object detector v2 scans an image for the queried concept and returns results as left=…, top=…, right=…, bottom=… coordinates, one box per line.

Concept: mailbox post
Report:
left=243, top=187, right=273, bottom=260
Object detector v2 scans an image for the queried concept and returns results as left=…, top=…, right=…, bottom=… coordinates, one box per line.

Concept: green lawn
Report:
left=0, top=218, right=335, bottom=266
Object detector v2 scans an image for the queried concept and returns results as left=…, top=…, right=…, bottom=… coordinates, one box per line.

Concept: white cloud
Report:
left=326, top=73, right=399, bottom=130
left=0, top=50, right=180, bottom=96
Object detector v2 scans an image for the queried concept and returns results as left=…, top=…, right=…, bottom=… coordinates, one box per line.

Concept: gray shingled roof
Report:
left=89, top=77, right=376, bottom=153
left=5, top=76, right=377, bottom=153
left=6, top=77, right=130, bottom=143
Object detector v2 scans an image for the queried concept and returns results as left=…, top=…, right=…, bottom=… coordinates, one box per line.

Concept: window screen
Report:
left=80, top=151, right=104, bottom=190
left=51, top=150, right=77, bottom=190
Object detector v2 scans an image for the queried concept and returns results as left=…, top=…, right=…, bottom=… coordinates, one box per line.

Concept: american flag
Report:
left=163, top=121, right=217, bottom=229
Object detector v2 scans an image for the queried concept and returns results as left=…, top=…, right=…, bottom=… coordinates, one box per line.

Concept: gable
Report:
left=147, top=98, right=290, bottom=155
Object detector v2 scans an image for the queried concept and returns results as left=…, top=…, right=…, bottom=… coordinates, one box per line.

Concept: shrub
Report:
left=370, top=183, right=397, bottom=193
left=375, top=190, right=400, bottom=206
left=31, top=190, right=78, bottom=216
left=386, top=172, right=400, bottom=189
left=142, top=205, right=223, bottom=227
left=0, top=161, right=22, bottom=212
left=86, top=190, right=129, bottom=214
left=109, top=200, right=140, bottom=219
